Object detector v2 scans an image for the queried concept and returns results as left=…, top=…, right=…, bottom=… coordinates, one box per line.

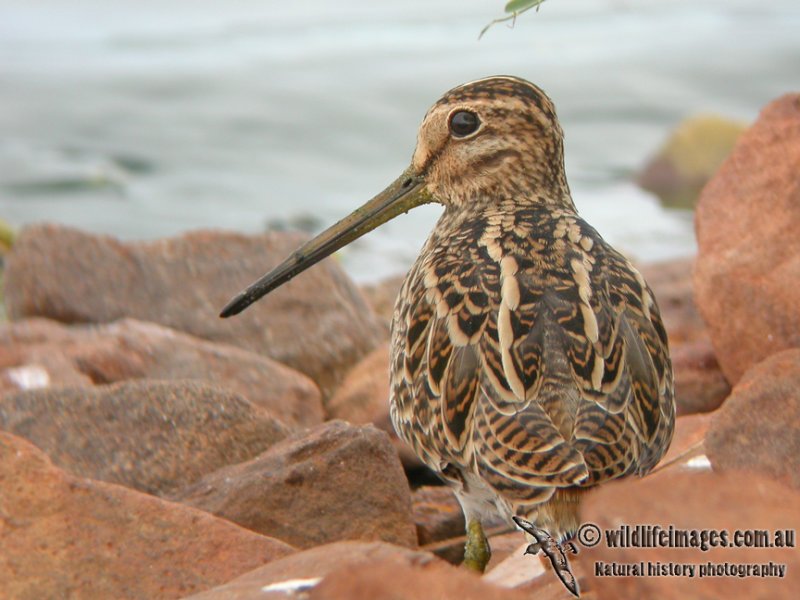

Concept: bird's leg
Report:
left=463, top=519, right=492, bottom=573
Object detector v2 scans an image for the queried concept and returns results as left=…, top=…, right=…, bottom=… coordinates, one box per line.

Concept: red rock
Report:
left=0, top=432, right=294, bottom=600
left=635, top=260, right=730, bottom=416
left=0, top=318, right=324, bottom=428
left=638, top=258, right=707, bottom=346
left=327, top=343, right=424, bottom=470
left=175, top=420, right=418, bottom=549
left=706, top=349, right=800, bottom=489
left=0, top=316, right=76, bottom=345
left=0, top=318, right=91, bottom=392
left=0, top=351, right=92, bottom=393
left=694, top=94, right=800, bottom=383
left=183, top=541, right=438, bottom=600
left=309, top=558, right=535, bottom=600
left=77, top=320, right=323, bottom=428
left=359, top=275, right=404, bottom=326
left=653, top=411, right=711, bottom=473
left=483, top=533, right=528, bottom=575
left=582, top=469, right=800, bottom=598
left=670, top=338, right=730, bottom=415
left=485, top=539, right=594, bottom=599
left=419, top=533, right=468, bottom=566
left=0, top=380, right=288, bottom=496
left=327, top=343, right=391, bottom=424
left=3, top=226, right=385, bottom=397
left=517, top=573, right=597, bottom=600
left=412, top=485, right=465, bottom=547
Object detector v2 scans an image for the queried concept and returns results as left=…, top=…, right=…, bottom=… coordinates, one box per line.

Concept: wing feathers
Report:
left=390, top=210, right=674, bottom=510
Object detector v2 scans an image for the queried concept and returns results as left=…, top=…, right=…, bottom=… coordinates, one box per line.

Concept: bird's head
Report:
left=220, top=76, right=570, bottom=318
left=411, top=75, right=569, bottom=207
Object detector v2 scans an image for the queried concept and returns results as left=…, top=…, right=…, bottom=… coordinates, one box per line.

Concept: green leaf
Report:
left=504, top=0, right=546, bottom=14
left=480, top=0, right=547, bottom=38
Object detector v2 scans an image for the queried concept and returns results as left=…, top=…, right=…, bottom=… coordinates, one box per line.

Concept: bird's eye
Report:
left=449, top=110, right=480, bottom=138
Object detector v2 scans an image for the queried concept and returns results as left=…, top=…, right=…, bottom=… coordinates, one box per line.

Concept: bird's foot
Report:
left=463, top=519, right=492, bottom=573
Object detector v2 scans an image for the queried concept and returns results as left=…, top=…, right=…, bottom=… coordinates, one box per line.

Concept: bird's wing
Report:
left=390, top=216, right=674, bottom=496
left=471, top=232, right=674, bottom=495
left=390, top=241, right=495, bottom=470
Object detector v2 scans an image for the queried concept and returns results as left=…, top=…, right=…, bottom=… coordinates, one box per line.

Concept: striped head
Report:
left=412, top=76, right=572, bottom=208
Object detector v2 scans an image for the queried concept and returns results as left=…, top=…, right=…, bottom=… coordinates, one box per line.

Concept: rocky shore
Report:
left=1, top=94, right=798, bottom=599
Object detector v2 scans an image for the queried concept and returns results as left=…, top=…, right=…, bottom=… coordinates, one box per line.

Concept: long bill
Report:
left=220, top=167, right=431, bottom=318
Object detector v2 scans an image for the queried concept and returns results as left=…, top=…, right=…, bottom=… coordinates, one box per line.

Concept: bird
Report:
left=220, top=76, right=675, bottom=595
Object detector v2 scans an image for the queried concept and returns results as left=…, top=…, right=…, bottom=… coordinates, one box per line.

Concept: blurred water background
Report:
left=1, top=0, right=798, bottom=282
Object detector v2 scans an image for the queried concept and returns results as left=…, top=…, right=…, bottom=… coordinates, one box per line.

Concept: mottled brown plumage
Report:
left=390, top=77, right=674, bottom=546
left=220, top=76, right=675, bottom=592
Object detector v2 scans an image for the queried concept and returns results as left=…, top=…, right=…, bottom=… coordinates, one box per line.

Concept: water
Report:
left=1, top=0, right=798, bottom=281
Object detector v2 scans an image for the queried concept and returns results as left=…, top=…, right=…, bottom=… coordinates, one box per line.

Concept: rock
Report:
left=0, top=315, right=76, bottom=345
left=412, top=485, right=465, bottom=547
left=78, top=320, right=323, bottom=428
left=182, top=541, right=438, bottom=600
left=3, top=226, right=385, bottom=397
left=638, top=258, right=707, bottom=347
left=359, top=275, right=404, bottom=326
left=483, top=536, right=530, bottom=578
left=327, top=343, right=390, bottom=424
left=670, top=338, right=730, bottom=415
left=0, top=318, right=323, bottom=429
left=654, top=411, right=712, bottom=472
left=0, top=318, right=93, bottom=392
left=485, top=539, right=594, bottom=599
left=0, top=351, right=92, bottom=393
left=419, top=533, right=469, bottom=566
left=327, top=343, right=424, bottom=470
left=0, top=319, right=323, bottom=427
left=631, top=260, right=731, bottom=415
left=175, top=420, right=418, bottom=549
left=582, top=469, right=800, bottom=598
left=706, top=349, right=800, bottom=489
left=0, top=432, right=295, bottom=600
left=603, top=257, right=732, bottom=417
left=309, top=558, right=535, bottom=600
left=637, top=114, right=746, bottom=208
left=694, top=94, right=800, bottom=383
left=0, top=379, right=288, bottom=496
left=427, top=538, right=473, bottom=566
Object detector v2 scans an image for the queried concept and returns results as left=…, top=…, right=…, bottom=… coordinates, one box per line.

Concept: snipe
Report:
left=221, top=76, right=675, bottom=596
